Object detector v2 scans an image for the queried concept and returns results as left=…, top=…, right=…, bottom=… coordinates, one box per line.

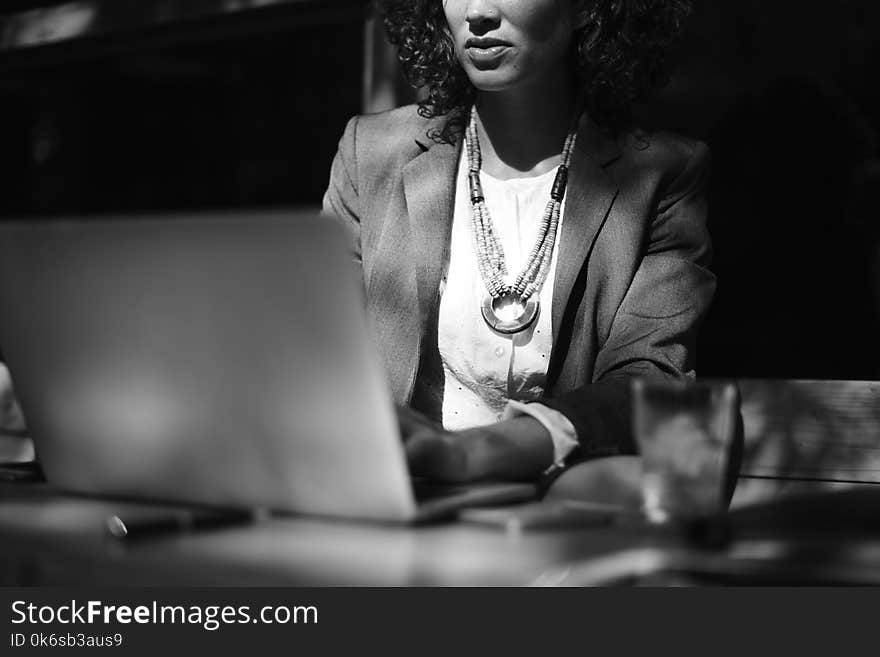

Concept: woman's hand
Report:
left=396, top=405, right=555, bottom=483
left=397, top=406, right=481, bottom=482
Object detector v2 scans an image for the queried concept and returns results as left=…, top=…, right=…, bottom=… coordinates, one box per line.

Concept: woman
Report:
left=323, top=0, right=716, bottom=486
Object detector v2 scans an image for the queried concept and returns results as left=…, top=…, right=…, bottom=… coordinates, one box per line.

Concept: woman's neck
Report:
left=473, top=76, right=577, bottom=180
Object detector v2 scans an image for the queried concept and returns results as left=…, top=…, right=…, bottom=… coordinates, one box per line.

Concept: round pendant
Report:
left=481, top=292, right=539, bottom=335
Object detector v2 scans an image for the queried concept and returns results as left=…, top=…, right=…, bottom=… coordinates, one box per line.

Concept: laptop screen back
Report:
left=0, top=210, right=416, bottom=520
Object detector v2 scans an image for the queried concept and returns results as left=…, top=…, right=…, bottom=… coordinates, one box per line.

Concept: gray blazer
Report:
left=322, top=105, right=715, bottom=459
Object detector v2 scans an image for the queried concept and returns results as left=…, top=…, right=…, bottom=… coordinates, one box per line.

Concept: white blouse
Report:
left=437, top=150, right=578, bottom=466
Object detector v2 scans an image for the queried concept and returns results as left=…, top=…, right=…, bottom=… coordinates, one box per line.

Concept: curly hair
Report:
left=378, top=0, right=692, bottom=141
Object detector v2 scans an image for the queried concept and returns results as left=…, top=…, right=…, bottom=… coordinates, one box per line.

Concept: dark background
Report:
left=1, top=0, right=878, bottom=380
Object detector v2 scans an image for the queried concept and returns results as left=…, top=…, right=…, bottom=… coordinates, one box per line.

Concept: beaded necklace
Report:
left=466, top=108, right=578, bottom=334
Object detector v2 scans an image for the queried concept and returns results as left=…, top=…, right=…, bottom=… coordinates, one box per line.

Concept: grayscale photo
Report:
left=0, top=0, right=879, bottom=607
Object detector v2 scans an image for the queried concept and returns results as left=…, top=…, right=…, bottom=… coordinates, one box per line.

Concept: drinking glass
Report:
left=632, top=379, right=739, bottom=524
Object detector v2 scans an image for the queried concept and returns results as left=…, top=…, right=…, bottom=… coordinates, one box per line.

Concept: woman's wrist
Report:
left=462, top=416, right=554, bottom=481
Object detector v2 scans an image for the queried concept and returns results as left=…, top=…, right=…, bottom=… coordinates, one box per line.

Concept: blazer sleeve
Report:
left=321, top=116, right=362, bottom=265
left=541, top=142, right=718, bottom=459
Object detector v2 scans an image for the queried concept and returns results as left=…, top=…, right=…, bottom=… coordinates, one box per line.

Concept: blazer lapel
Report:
left=402, top=136, right=461, bottom=331
left=549, top=116, right=621, bottom=371
left=370, top=128, right=459, bottom=405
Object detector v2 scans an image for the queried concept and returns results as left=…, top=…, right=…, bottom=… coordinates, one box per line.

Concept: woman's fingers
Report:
left=404, top=430, right=471, bottom=483
left=396, top=404, right=470, bottom=482
left=395, top=404, right=442, bottom=442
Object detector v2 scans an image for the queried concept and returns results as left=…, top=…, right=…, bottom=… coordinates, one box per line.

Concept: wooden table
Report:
left=0, top=481, right=668, bottom=586
left=4, top=479, right=880, bottom=586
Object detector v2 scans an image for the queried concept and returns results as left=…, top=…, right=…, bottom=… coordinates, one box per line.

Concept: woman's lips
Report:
left=465, top=44, right=511, bottom=67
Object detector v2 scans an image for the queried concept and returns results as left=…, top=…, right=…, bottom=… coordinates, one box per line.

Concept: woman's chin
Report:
left=465, top=65, right=554, bottom=97
left=467, top=72, right=523, bottom=94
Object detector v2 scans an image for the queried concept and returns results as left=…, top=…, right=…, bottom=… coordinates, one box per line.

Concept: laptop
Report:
left=0, top=210, right=536, bottom=522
